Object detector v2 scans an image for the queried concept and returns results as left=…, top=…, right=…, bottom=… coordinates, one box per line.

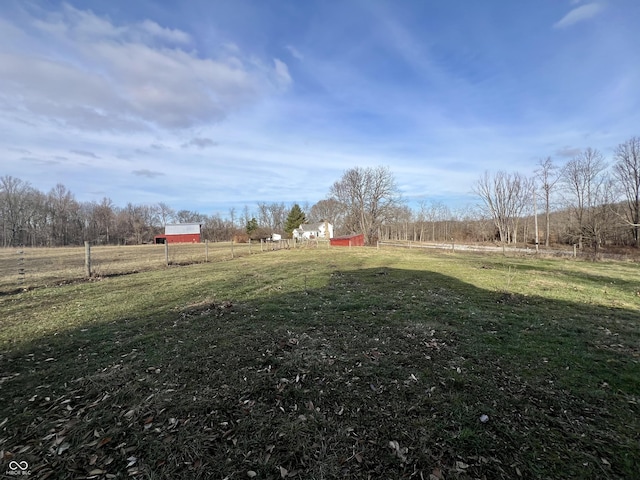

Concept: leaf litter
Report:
left=1, top=261, right=637, bottom=479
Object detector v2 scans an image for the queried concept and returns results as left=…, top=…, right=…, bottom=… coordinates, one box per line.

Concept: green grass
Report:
left=1, top=247, right=639, bottom=479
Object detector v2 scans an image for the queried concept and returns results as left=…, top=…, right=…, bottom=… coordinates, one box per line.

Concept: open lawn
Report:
left=1, top=247, right=639, bottom=479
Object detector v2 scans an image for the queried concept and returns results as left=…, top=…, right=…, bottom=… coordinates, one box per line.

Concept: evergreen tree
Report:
left=285, top=204, right=306, bottom=237
left=246, top=217, right=258, bottom=236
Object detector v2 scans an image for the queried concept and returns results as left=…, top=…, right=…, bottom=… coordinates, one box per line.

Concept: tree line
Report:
left=473, top=137, right=640, bottom=252
left=1, top=136, right=638, bottom=249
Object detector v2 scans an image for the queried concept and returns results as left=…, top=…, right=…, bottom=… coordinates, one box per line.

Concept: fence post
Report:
left=165, top=242, right=169, bottom=266
left=573, top=244, right=577, bottom=258
left=261, top=239, right=263, bottom=252
left=249, top=239, right=252, bottom=254
left=205, top=240, right=209, bottom=262
left=231, top=239, right=234, bottom=259
left=377, top=241, right=379, bottom=250
left=18, top=248, right=25, bottom=285
left=85, top=241, right=91, bottom=278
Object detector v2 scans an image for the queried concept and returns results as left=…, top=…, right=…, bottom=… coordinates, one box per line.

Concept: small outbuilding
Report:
left=154, top=223, right=202, bottom=244
left=330, top=233, right=365, bottom=247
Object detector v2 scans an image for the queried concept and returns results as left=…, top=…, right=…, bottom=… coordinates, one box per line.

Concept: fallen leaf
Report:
left=455, top=461, right=469, bottom=469
left=88, top=469, right=106, bottom=475
left=247, top=471, right=257, bottom=478
left=57, top=442, right=71, bottom=455
left=279, top=466, right=288, bottom=478
left=97, top=437, right=112, bottom=448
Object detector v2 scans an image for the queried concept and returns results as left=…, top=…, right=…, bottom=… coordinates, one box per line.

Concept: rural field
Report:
left=1, top=245, right=639, bottom=479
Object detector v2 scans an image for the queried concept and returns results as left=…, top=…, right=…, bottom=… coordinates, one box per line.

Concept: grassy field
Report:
left=1, top=246, right=639, bottom=479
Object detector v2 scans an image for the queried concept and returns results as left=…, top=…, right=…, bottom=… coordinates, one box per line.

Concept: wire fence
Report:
left=7, top=238, right=632, bottom=294
left=0, top=240, right=296, bottom=294
left=0, top=239, right=330, bottom=294
left=377, top=240, right=639, bottom=262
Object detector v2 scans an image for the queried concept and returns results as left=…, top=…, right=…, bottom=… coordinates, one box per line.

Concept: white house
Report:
left=292, top=222, right=334, bottom=240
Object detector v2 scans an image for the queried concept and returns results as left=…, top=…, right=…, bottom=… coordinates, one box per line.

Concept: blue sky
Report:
left=1, top=0, right=639, bottom=216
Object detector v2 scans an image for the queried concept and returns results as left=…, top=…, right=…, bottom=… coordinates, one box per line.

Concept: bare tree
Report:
left=0, top=176, right=34, bottom=246
left=329, top=166, right=400, bottom=244
left=257, top=202, right=287, bottom=232
left=613, top=136, right=640, bottom=246
left=174, top=209, right=206, bottom=224
left=242, top=205, right=252, bottom=229
left=48, top=183, right=81, bottom=246
left=94, top=197, right=115, bottom=244
left=155, top=202, right=175, bottom=227
left=473, top=171, right=533, bottom=244
left=535, top=157, right=562, bottom=246
left=228, top=207, right=237, bottom=230
left=562, top=148, right=609, bottom=251
left=308, top=198, right=346, bottom=228
left=420, top=201, right=452, bottom=242
left=382, top=204, right=413, bottom=241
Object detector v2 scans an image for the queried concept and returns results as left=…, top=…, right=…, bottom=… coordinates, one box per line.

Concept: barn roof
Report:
left=165, top=223, right=202, bottom=235
left=332, top=233, right=363, bottom=239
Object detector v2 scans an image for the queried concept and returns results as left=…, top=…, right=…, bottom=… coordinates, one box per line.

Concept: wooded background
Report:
left=2, top=137, right=638, bottom=251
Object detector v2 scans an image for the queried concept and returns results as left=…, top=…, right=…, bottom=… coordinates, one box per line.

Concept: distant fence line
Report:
left=377, top=240, right=637, bottom=261
left=2, top=238, right=333, bottom=291
left=82, top=238, right=324, bottom=277
left=378, top=240, right=558, bottom=256
left=7, top=238, right=635, bottom=292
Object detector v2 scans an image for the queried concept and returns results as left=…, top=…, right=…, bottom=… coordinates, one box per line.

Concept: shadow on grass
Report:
left=1, top=268, right=638, bottom=479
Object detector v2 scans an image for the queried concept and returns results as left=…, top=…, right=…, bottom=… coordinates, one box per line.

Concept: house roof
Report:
left=298, top=222, right=330, bottom=231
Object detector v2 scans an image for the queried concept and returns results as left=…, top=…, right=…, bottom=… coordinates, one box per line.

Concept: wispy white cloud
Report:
left=138, top=19, right=191, bottom=45
left=0, top=4, right=290, bottom=131
left=554, top=3, right=604, bottom=28
left=1, top=1, right=638, bottom=215
left=285, top=45, right=304, bottom=60
left=273, top=58, right=292, bottom=88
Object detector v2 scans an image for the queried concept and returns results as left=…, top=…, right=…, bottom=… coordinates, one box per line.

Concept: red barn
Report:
left=330, top=233, right=365, bottom=247
left=154, top=223, right=202, bottom=244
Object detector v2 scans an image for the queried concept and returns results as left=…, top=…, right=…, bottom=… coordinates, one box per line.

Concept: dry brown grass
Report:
left=0, top=242, right=260, bottom=293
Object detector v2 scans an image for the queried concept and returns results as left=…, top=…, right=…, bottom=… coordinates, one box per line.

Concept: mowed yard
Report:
left=1, top=246, right=639, bottom=479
